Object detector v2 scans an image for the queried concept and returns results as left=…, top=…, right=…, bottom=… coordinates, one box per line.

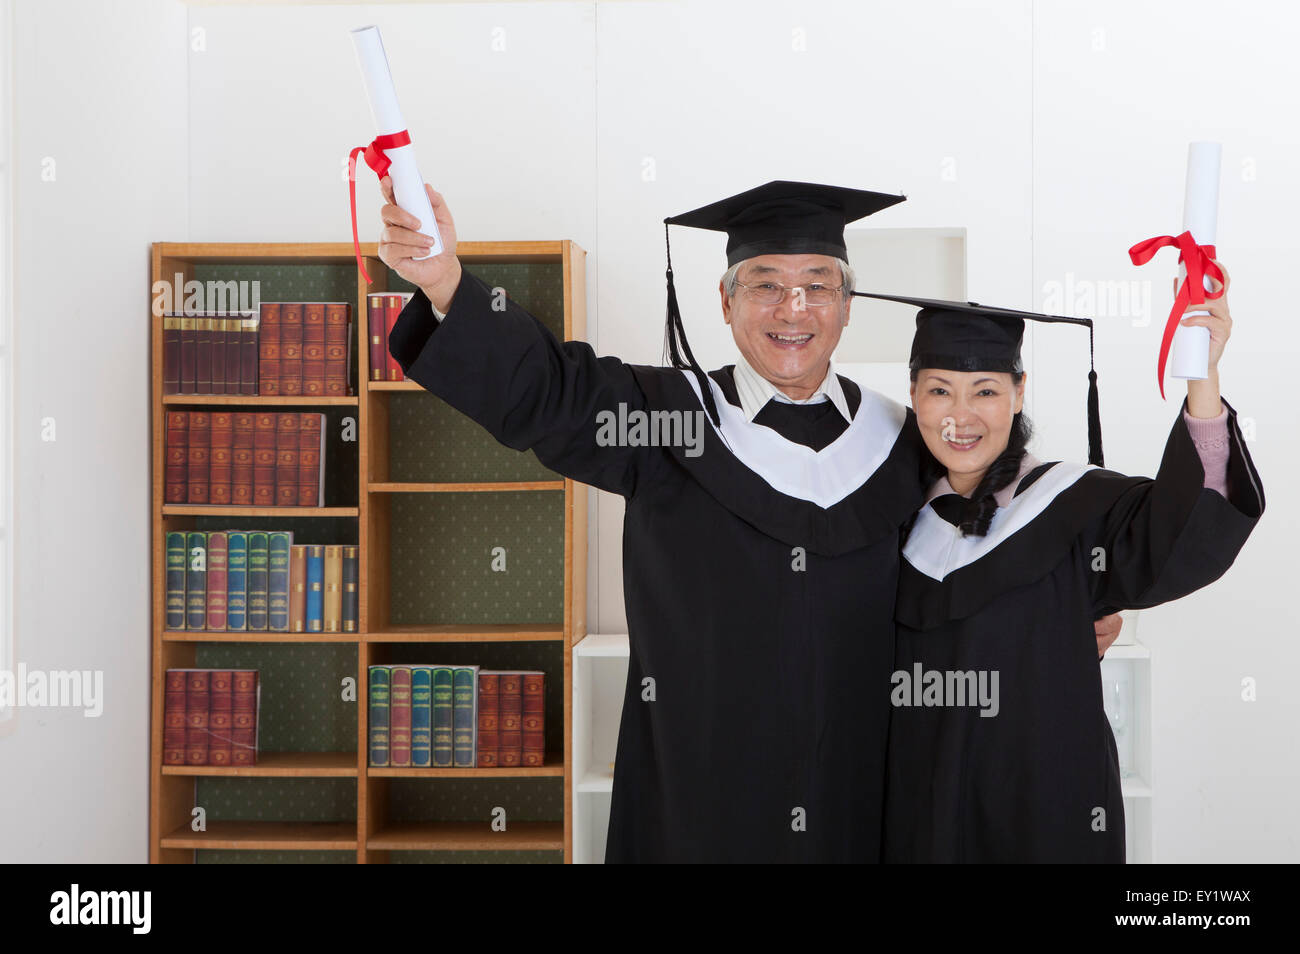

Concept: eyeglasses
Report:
left=733, top=280, right=844, bottom=307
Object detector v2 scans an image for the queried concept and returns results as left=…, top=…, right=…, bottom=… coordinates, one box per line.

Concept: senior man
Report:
left=378, top=178, right=1119, bottom=863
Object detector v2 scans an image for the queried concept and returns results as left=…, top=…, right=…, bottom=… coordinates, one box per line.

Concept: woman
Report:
left=856, top=268, right=1263, bottom=862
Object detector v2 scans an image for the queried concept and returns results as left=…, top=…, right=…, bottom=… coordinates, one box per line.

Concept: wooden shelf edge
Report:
left=162, top=631, right=359, bottom=644
left=163, top=752, right=358, bottom=777
left=159, top=820, right=358, bottom=850
left=368, top=481, right=565, bottom=493
left=368, top=820, right=563, bottom=851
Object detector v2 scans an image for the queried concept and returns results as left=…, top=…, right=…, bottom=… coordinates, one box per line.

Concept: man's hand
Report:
left=1095, top=612, right=1123, bottom=659
left=377, top=176, right=461, bottom=312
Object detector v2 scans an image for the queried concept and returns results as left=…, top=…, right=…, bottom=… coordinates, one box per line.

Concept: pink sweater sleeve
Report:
left=1183, top=403, right=1230, bottom=497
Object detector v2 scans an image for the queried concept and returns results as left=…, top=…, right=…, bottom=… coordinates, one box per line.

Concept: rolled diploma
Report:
left=351, top=25, right=443, bottom=260
left=1170, top=141, right=1220, bottom=380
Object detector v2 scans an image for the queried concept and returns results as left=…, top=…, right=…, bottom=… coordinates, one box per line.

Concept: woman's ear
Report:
left=1014, top=372, right=1027, bottom=414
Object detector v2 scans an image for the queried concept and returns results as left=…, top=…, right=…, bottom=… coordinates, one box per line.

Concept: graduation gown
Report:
left=885, top=401, right=1264, bottom=863
left=389, top=269, right=927, bottom=862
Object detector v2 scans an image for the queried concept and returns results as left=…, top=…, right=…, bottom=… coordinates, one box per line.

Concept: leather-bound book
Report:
left=239, top=312, right=258, bottom=395
left=476, top=672, right=500, bottom=767
left=164, top=411, right=188, bottom=503
left=185, top=532, right=206, bottom=631
left=208, top=670, right=233, bottom=765
left=452, top=666, right=479, bottom=768
left=185, top=670, right=210, bottom=765
left=385, top=294, right=405, bottom=382
left=275, top=413, right=300, bottom=507
left=205, top=532, right=228, bottom=632
left=498, top=671, right=523, bottom=767
left=322, top=545, right=341, bottom=633
left=389, top=666, right=412, bottom=768
left=431, top=666, right=454, bottom=767
left=231, top=413, right=255, bottom=506
left=521, top=671, right=545, bottom=767
left=324, top=302, right=351, bottom=396
left=258, top=302, right=281, bottom=395
left=280, top=302, right=303, bottom=395
left=305, top=545, right=324, bottom=632
left=163, top=669, right=187, bottom=765
left=225, top=317, right=242, bottom=395
left=208, top=411, right=233, bottom=505
left=301, top=302, right=326, bottom=396
left=368, top=666, right=391, bottom=767
left=366, top=293, right=386, bottom=382
left=231, top=670, right=258, bottom=765
left=288, top=544, right=307, bottom=633
left=186, top=411, right=210, bottom=503
left=297, top=413, right=325, bottom=507
left=226, top=531, right=248, bottom=632
left=246, top=531, right=269, bottom=631
left=267, top=531, right=292, bottom=632
left=162, top=314, right=181, bottom=394
left=341, top=546, right=358, bottom=633
left=196, top=317, right=214, bottom=394
left=410, top=667, right=432, bottom=768
left=211, top=316, right=227, bottom=395
left=179, top=315, right=197, bottom=393
left=252, top=412, right=277, bottom=507
left=165, top=531, right=188, bottom=631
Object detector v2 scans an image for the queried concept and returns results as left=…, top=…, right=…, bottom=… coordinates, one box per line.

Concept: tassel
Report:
left=1086, top=321, right=1104, bottom=467
left=663, top=221, right=721, bottom=428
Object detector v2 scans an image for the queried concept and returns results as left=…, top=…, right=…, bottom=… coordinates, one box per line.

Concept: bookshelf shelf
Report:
left=368, top=821, right=563, bottom=851
left=151, top=240, right=587, bottom=864
left=162, top=751, right=358, bottom=777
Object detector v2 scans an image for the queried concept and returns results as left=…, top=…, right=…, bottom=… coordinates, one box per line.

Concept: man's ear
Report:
left=720, top=280, right=731, bottom=324
left=841, top=293, right=852, bottom=326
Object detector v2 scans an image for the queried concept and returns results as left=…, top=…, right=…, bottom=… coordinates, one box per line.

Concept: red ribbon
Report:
left=348, top=130, right=412, bottom=284
left=1128, top=230, right=1224, bottom=399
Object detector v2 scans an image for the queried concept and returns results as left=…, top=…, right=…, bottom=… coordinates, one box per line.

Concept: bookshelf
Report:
left=149, top=241, right=588, bottom=863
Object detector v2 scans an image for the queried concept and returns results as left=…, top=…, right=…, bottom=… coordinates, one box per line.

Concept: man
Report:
left=377, top=177, right=1121, bottom=862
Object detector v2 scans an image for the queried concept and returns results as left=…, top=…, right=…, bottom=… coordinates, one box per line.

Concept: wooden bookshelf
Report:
left=150, top=241, right=588, bottom=863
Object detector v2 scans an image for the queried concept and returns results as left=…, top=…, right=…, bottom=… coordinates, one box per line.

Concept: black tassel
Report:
left=1086, top=321, right=1104, bottom=467
left=663, top=221, right=721, bottom=428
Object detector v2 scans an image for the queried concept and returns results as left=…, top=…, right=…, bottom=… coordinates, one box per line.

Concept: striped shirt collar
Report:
left=731, top=353, right=853, bottom=424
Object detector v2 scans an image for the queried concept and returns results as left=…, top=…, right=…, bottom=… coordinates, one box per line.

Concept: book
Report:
left=431, top=666, right=454, bottom=767
left=267, top=531, right=293, bottom=632
left=390, top=667, right=412, bottom=768
left=521, top=670, right=545, bottom=767
left=186, top=411, right=210, bottom=503
left=230, top=669, right=259, bottom=765
left=184, top=670, right=210, bottom=765
left=208, top=670, right=233, bottom=765
left=163, top=669, right=187, bottom=765
left=185, top=531, right=207, bottom=631
left=410, top=667, right=432, bottom=768
left=323, top=545, right=342, bottom=632
left=226, top=531, right=248, bottom=631
left=368, top=666, right=391, bottom=767
left=165, top=531, right=187, bottom=630
left=305, top=545, right=324, bottom=631
left=298, top=413, right=325, bottom=506
left=301, top=302, right=323, bottom=395
left=324, top=303, right=351, bottom=396
left=341, top=546, right=358, bottom=633
left=289, top=544, right=307, bottom=633
left=231, top=412, right=255, bottom=505
left=204, top=532, right=228, bottom=631
left=498, top=671, right=522, bottom=767
left=281, top=302, right=303, bottom=396
left=246, top=531, right=269, bottom=631
left=452, top=665, right=479, bottom=768
left=258, top=303, right=281, bottom=395
left=164, top=411, right=188, bottom=503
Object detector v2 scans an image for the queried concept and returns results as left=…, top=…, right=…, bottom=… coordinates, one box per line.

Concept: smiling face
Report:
left=910, top=369, right=1026, bottom=496
left=720, top=254, right=850, bottom=401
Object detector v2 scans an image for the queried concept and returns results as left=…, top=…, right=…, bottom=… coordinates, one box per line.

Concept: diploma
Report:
left=1170, top=141, right=1221, bottom=380
left=351, top=25, right=442, bottom=260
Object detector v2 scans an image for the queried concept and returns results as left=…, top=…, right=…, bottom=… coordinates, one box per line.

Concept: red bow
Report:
left=1128, top=230, right=1224, bottom=399
left=348, top=130, right=412, bottom=284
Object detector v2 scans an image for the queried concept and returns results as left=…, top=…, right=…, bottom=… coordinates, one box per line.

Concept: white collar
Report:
left=923, top=452, right=1045, bottom=510
left=731, top=354, right=853, bottom=424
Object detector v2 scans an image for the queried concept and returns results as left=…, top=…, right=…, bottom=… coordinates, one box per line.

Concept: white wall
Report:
left=1, top=0, right=188, bottom=861
left=2, top=0, right=1294, bottom=863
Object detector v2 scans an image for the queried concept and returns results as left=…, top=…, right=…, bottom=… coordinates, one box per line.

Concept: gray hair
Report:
left=722, top=256, right=856, bottom=301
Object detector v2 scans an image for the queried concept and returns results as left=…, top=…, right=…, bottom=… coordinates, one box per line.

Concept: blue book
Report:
left=267, top=531, right=293, bottom=632
left=226, top=531, right=248, bottom=631
left=165, top=532, right=187, bottom=630
left=410, top=667, right=432, bottom=767
left=432, top=667, right=454, bottom=767
left=306, top=545, right=324, bottom=632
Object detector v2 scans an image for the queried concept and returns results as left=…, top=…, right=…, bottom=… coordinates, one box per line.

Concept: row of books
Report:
left=165, top=411, right=327, bottom=506
left=164, top=669, right=260, bottom=766
left=367, top=292, right=413, bottom=383
left=161, top=302, right=353, bottom=396
left=369, top=667, right=545, bottom=769
left=166, top=531, right=357, bottom=633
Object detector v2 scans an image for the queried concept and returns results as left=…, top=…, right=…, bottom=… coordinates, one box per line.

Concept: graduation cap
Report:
left=850, top=292, right=1104, bottom=467
left=662, top=181, right=906, bottom=425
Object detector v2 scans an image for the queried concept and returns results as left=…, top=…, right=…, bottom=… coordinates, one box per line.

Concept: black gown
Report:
left=885, top=402, right=1264, bottom=863
left=388, top=268, right=928, bottom=862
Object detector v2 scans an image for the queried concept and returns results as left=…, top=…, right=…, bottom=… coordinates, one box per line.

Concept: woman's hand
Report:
left=377, top=176, right=462, bottom=312
left=1180, top=259, right=1231, bottom=418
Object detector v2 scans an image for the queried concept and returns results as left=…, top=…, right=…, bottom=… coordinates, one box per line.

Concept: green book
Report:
left=452, top=666, right=480, bottom=768
left=431, top=667, right=454, bottom=767
left=246, top=531, right=269, bottom=631
left=165, top=532, right=187, bottom=630
left=410, top=667, right=432, bottom=768
left=185, top=532, right=207, bottom=631
left=368, top=666, right=391, bottom=767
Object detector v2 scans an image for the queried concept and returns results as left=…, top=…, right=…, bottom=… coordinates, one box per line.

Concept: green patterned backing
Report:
left=387, top=392, right=557, bottom=483
left=384, top=261, right=565, bottom=340
left=194, top=777, right=356, bottom=822
left=388, top=491, right=564, bottom=625
left=198, top=850, right=355, bottom=864
left=187, top=515, right=358, bottom=547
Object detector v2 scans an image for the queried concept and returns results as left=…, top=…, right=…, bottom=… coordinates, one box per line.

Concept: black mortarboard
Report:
left=662, top=181, right=906, bottom=425
left=850, top=292, right=1104, bottom=467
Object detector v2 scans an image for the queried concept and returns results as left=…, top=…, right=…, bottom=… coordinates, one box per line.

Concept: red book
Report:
left=281, top=302, right=303, bottom=395
left=325, top=303, right=351, bottom=396
left=390, top=667, right=412, bottom=767
left=275, top=413, right=300, bottom=506
left=231, top=670, right=258, bottom=765
left=164, top=411, right=188, bottom=503
left=521, top=671, right=545, bottom=767
left=499, top=672, right=523, bottom=767
left=385, top=294, right=405, bottom=382
left=209, top=411, right=233, bottom=505
left=258, top=302, right=281, bottom=395
left=231, top=412, right=255, bottom=506
left=302, top=302, right=326, bottom=396
left=239, top=313, right=258, bottom=395
left=163, top=670, right=187, bottom=765
left=186, top=411, right=210, bottom=504
left=252, top=412, right=277, bottom=506
left=297, top=413, right=325, bottom=507
left=367, top=293, right=386, bottom=382
left=208, top=670, right=233, bottom=765
left=205, top=532, right=228, bottom=631
left=476, top=672, right=500, bottom=767
left=289, top=545, right=307, bottom=632
left=185, top=670, right=210, bottom=765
